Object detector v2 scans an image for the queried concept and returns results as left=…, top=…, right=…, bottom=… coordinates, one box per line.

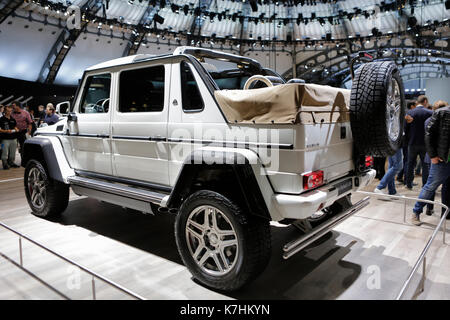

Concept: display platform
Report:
left=0, top=166, right=448, bottom=300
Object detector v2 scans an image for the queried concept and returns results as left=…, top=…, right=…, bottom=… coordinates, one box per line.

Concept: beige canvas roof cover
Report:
left=214, top=83, right=351, bottom=124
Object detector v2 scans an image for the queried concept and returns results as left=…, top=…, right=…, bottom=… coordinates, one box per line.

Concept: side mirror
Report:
left=56, top=101, right=71, bottom=115
left=67, top=112, right=78, bottom=122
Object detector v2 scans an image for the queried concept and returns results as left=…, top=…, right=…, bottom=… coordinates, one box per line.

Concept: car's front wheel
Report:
left=175, top=190, right=271, bottom=291
left=24, top=159, right=69, bottom=218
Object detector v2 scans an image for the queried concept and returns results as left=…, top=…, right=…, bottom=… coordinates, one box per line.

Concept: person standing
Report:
left=11, top=101, right=32, bottom=156
left=404, top=95, right=433, bottom=190
left=421, top=101, right=450, bottom=216
left=36, top=105, right=46, bottom=125
left=43, top=103, right=59, bottom=125
left=411, top=101, right=450, bottom=225
left=397, top=100, right=417, bottom=184
left=0, top=105, right=20, bottom=169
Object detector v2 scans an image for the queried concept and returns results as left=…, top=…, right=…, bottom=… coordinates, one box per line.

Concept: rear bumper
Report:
left=271, top=169, right=375, bottom=220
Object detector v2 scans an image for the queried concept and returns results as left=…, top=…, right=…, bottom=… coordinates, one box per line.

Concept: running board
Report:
left=67, top=176, right=169, bottom=206
left=282, top=196, right=370, bottom=260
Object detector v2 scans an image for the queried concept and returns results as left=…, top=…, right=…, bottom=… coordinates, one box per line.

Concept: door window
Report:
left=79, top=73, right=111, bottom=113
left=180, top=61, right=204, bottom=112
left=119, top=65, right=165, bottom=113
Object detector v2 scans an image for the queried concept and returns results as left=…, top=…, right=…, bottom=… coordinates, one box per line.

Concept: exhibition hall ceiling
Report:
left=0, top=0, right=448, bottom=85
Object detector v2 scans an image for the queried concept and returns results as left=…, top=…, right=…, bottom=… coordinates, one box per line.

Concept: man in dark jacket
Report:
left=411, top=104, right=450, bottom=225
left=404, top=95, right=433, bottom=190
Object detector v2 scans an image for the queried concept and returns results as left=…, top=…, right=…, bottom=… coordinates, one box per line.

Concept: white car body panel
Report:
left=31, top=48, right=376, bottom=222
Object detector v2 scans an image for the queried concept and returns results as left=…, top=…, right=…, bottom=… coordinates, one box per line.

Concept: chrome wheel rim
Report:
left=185, top=205, right=239, bottom=276
left=386, top=78, right=402, bottom=141
left=27, top=167, right=47, bottom=209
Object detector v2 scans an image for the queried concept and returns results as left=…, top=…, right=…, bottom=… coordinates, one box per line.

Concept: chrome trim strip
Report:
left=68, top=176, right=167, bottom=204
left=167, top=138, right=293, bottom=150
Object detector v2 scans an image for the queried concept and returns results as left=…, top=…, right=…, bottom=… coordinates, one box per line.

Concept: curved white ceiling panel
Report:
left=0, top=17, right=62, bottom=81
left=54, top=33, right=128, bottom=85
left=97, top=0, right=149, bottom=25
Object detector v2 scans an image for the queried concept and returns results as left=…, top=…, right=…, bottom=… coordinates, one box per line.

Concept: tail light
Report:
left=365, top=156, right=373, bottom=168
left=303, top=170, right=324, bottom=191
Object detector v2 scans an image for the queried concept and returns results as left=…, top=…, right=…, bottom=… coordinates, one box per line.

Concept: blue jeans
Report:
left=397, top=145, right=409, bottom=181
left=377, top=149, right=403, bottom=195
left=413, top=162, right=450, bottom=215
left=422, top=162, right=434, bottom=210
left=406, top=145, right=428, bottom=188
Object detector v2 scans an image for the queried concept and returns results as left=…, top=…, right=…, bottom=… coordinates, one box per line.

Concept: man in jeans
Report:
left=0, top=105, right=19, bottom=169
left=373, top=148, right=403, bottom=198
left=411, top=103, right=450, bottom=225
left=11, top=101, right=32, bottom=157
left=405, top=95, right=433, bottom=190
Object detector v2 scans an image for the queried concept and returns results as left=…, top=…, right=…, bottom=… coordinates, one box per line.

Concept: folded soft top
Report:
left=214, top=83, right=351, bottom=124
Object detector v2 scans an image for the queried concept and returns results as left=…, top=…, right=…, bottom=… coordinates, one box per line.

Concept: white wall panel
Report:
left=54, top=34, right=127, bottom=85
left=0, top=17, right=62, bottom=81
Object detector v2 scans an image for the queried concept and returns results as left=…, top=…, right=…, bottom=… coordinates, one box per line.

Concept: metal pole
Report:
left=421, top=256, right=426, bottom=293
left=403, top=198, right=407, bottom=223
left=0, top=221, right=145, bottom=300
left=92, top=276, right=96, bottom=300
left=19, top=237, right=23, bottom=267
left=444, top=218, right=447, bottom=244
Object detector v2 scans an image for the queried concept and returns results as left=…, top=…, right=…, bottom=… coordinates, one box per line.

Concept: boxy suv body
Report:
left=22, top=47, right=405, bottom=291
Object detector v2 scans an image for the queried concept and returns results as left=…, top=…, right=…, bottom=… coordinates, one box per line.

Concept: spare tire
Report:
left=350, top=61, right=406, bottom=157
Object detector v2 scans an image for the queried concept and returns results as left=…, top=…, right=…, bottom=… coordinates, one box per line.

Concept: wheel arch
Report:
left=167, top=148, right=274, bottom=220
left=22, top=137, right=74, bottom=183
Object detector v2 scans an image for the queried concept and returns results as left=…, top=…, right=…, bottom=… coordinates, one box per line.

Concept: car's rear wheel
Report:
left=175, top=190, right=271, bottom=291
left=350, top=61, right=406, bottom=157
left=24, top=160, right=69, bottom=218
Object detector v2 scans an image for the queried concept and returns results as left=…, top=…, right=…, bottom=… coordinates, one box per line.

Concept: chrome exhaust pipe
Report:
left=282, top=196, right=370, bottom=260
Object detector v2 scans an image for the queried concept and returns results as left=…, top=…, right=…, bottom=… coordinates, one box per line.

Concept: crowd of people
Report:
left=0, top=101, right=59, bottom=170
left=372, top=95, right=450, bottom=226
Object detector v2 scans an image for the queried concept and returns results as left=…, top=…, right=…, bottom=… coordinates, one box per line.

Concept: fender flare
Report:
left=166, top=146, right=280, bottom=220
left=21, top=136, right=74, bottom=183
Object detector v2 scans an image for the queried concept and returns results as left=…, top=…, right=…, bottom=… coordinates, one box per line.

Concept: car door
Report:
left=65, top=72, right=113, bottom=175
left=110, top=62, right=170, bottom=186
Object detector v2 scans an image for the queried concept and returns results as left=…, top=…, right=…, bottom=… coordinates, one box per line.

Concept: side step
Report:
left=67, top=176, right=169, bottom=206
left=282, top=196, right=370, bottom=259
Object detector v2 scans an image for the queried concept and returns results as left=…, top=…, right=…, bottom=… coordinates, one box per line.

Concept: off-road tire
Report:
left=24, top=159, right=69, bottom=218
left=175, top=190, right=271, bottom=291
left=350, top=61, right=406, bottom=157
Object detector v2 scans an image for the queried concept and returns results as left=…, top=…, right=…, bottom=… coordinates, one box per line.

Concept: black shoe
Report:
left=3, top=164, right=9, bottom=170
left=426, top=208, right=434, bottom=216
left=406, top=185, right=413, bottom=190
left=8, top=163, right=19, bottom=168
left=397, top=177, right=404, bottom=183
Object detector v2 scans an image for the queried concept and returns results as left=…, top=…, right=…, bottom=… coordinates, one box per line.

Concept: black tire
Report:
left=24, top=159, right=69, bottom=218
left=350, top=61, right=406, bottom=157
left=175, top=190, right=271, bottom=291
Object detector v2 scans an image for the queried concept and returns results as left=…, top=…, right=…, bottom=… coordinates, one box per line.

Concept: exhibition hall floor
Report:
left=0, top=166, right=449, bottom=300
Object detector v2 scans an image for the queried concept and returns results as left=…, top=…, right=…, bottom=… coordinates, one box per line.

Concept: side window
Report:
left=119, top=65, right=165, bottom=112
left=180, top=61, right=204, bottom=112
left=79, top=74, right=111, bottom=114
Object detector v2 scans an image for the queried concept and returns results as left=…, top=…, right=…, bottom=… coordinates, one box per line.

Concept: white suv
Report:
left=22, top=47, right=405, bottom=291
